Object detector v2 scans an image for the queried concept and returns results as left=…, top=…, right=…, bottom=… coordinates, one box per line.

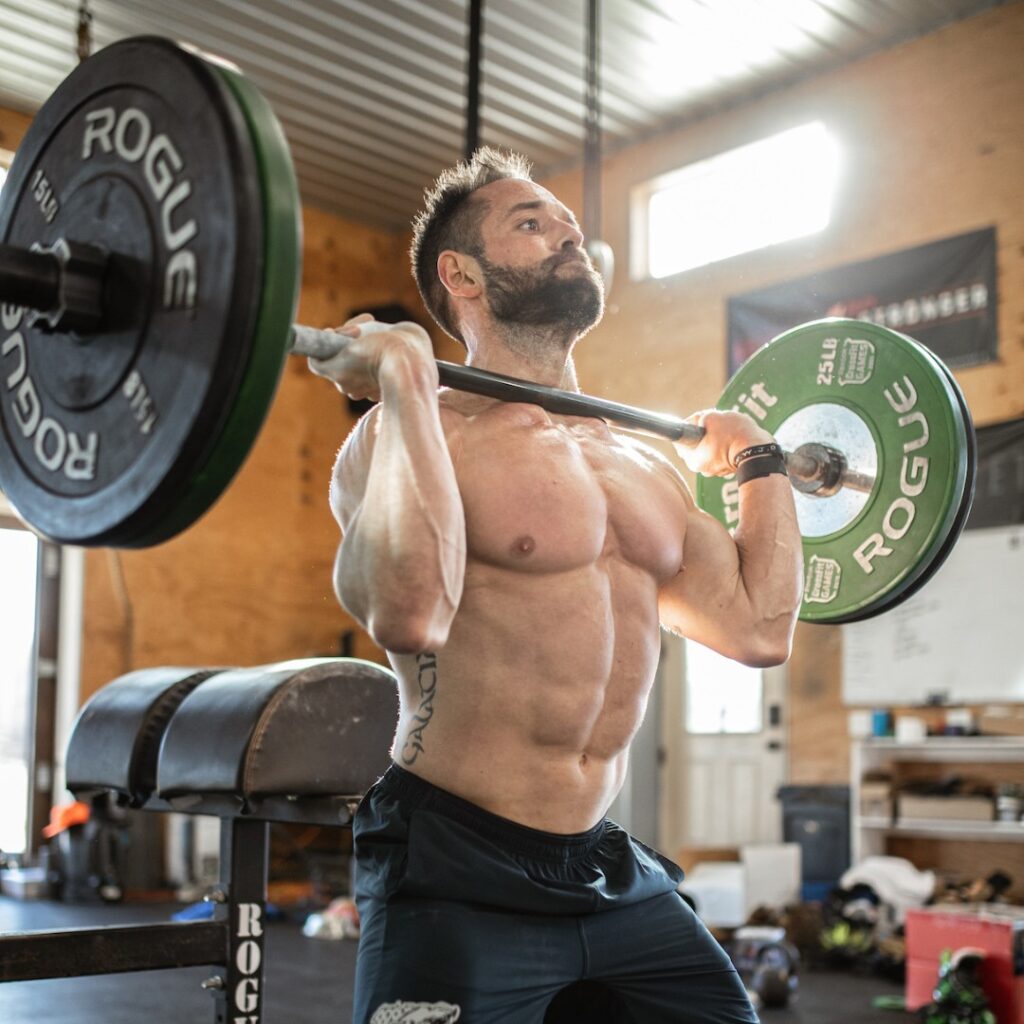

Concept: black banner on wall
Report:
left=727, top=228, right=998, bottom=377
left=967, top=418, right=1024, bottom=530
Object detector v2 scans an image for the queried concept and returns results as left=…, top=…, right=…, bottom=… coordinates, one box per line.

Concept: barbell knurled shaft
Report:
left=289, top=324, right=703, bottom=442
left=289, top=324, right=874, bottom=493
left=289, top=324, right=340, bottom=360
left=436, top=361, right=706, bottom=442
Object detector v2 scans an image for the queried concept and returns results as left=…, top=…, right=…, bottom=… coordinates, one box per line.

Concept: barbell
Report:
left=0, top=37, right=975, bottom=623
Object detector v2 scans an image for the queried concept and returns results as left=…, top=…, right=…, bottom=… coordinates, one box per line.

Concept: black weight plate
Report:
left=126, top=53, right=301, bottom=547
left=0, top=36, right=263, bottom=546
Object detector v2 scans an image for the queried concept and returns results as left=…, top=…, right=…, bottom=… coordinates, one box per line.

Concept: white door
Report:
left=658, top=633, right=788, bottom=853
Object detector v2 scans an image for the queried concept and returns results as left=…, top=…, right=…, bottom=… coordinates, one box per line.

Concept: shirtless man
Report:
left=310, top=148, right=803, bottom=1024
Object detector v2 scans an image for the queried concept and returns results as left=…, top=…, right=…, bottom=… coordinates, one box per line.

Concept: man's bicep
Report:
left=627, top=439, right=752, bottom=644
left=658, top=507, right=750, bottom=652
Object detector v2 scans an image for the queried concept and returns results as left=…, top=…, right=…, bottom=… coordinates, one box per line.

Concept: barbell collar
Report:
left=786, top=443, right=873, bottom=496
left=0, top=242, right=63, bottom=314
left=0, top=239, right=106, bottom=333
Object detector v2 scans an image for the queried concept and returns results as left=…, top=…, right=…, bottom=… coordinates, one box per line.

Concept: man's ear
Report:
left=437, top=250, right=484, bottom=300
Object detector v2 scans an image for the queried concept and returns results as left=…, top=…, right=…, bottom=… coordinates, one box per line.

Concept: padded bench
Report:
left=67, top=657, right=398, bottom=823
left=1, top=656, right=399, bottom=1024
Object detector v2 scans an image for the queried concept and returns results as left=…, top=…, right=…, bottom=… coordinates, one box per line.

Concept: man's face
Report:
left=470, top=179, right=604, bottom=337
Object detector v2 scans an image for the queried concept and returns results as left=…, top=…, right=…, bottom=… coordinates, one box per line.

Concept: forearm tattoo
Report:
left=401, top=652, right=437, bottom=766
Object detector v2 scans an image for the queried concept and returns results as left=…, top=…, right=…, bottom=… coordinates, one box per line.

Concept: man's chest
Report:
left=450, top=405, right=687, bottom=580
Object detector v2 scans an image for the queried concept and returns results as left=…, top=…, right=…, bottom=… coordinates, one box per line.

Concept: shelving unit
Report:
left=851, top=737, right=1024, bottom=861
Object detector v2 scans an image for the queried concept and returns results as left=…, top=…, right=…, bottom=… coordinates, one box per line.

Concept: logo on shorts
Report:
left=369, top=1001, right=461, bottom=1023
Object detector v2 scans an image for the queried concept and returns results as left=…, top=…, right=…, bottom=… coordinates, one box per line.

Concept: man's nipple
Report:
left=511, top=534, right=536, bottom=557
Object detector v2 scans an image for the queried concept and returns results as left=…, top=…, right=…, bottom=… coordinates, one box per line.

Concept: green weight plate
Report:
left=807, top=332, right=970, bottom=622
left=126, top=52, right=302, bottom=547
left=835, top=340, right=976, bottom=623
left=0, top=36, right=265, bottom=546
left=695, top=318, right=971, bottom=623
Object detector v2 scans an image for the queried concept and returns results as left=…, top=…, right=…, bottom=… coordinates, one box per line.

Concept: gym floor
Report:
left=0, top=897, right=907, bottom=1023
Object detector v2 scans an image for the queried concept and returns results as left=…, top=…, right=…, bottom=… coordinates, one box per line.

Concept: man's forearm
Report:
left=732, top=474, right=804, bottom=658
left=339, top=353, right=466, bottom=653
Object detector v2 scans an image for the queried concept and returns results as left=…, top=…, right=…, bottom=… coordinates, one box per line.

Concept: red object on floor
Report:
left=905, top=904, right=1024, bottom=1023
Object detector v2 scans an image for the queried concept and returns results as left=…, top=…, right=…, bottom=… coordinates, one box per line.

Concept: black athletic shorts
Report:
left=351, top=764, right=757, bottom=1023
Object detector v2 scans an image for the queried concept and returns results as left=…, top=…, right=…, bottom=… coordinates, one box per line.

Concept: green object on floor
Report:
left=871, top=994, right=906, bottom=1011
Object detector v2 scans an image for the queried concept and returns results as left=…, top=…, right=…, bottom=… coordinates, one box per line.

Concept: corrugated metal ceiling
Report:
left=0, top=0, right=1005, bottom=232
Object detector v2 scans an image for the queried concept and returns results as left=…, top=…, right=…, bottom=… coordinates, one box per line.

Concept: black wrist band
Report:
left=736, top=452, right=788, bottom=485
left=733, top=442, right=783, bottom=466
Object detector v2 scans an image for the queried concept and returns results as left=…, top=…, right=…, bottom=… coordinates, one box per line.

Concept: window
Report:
left=684, top=639, right=762, bottom=734
left=0, top=526, right=40, bottom=855
left=632, top=121, right=840, bottom=280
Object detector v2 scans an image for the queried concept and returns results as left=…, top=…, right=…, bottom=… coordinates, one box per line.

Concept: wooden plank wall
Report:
left=0, top=107, right=30, bottom=158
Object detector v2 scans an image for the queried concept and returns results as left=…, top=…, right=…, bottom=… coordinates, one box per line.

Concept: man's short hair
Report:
left=410, top=147, right=533, bottom=346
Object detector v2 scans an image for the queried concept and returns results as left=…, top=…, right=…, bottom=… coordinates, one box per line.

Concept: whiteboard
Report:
left=841, top=525, right=1024, bottom=704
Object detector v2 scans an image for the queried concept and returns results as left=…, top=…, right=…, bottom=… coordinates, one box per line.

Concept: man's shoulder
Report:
left=330, top=405, right=389, bottom=524
left=614, top=431, right=674, bottom=468
left=338, top=403, right=382, bottom=461
left=613, top=431, right=694, bottom=498
left=436, top=389, right=491, bottom=425
left=334, top=396, right=469, bottom=478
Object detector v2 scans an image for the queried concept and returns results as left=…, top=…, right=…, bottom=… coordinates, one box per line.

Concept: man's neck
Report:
left=464, top=323, right=580, bottom=392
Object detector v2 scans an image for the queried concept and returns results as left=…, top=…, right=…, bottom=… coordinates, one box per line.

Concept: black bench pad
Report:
left=157, top=658, right=398, bottom=804
left=66, top=667, right=227, bottom=806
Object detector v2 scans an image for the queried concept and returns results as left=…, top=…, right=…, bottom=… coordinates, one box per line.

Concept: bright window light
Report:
left=635, top=122, right=840, bottom=279
left=684, top=639, right=763, bottom=734
left=0, top=527, right=39, bottom=854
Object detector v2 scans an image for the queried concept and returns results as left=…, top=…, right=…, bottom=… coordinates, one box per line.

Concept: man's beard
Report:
left=476, top=250, right=604, bottom=340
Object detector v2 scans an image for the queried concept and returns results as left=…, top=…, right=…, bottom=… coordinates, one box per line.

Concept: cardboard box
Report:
left=980, top=713, right=1024, bottom=737
left=675, top=846, right=739, bottom=876
left=897, top=794, right=993, bottom=821
left=860, top=780, right=893, bottom=819
left=677, top=844, right=802, bottom=929
left=679, top=863, right=746, bottom=928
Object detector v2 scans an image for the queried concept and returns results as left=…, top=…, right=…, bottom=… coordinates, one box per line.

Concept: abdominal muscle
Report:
left=387, top=556, right=664, bottom=834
